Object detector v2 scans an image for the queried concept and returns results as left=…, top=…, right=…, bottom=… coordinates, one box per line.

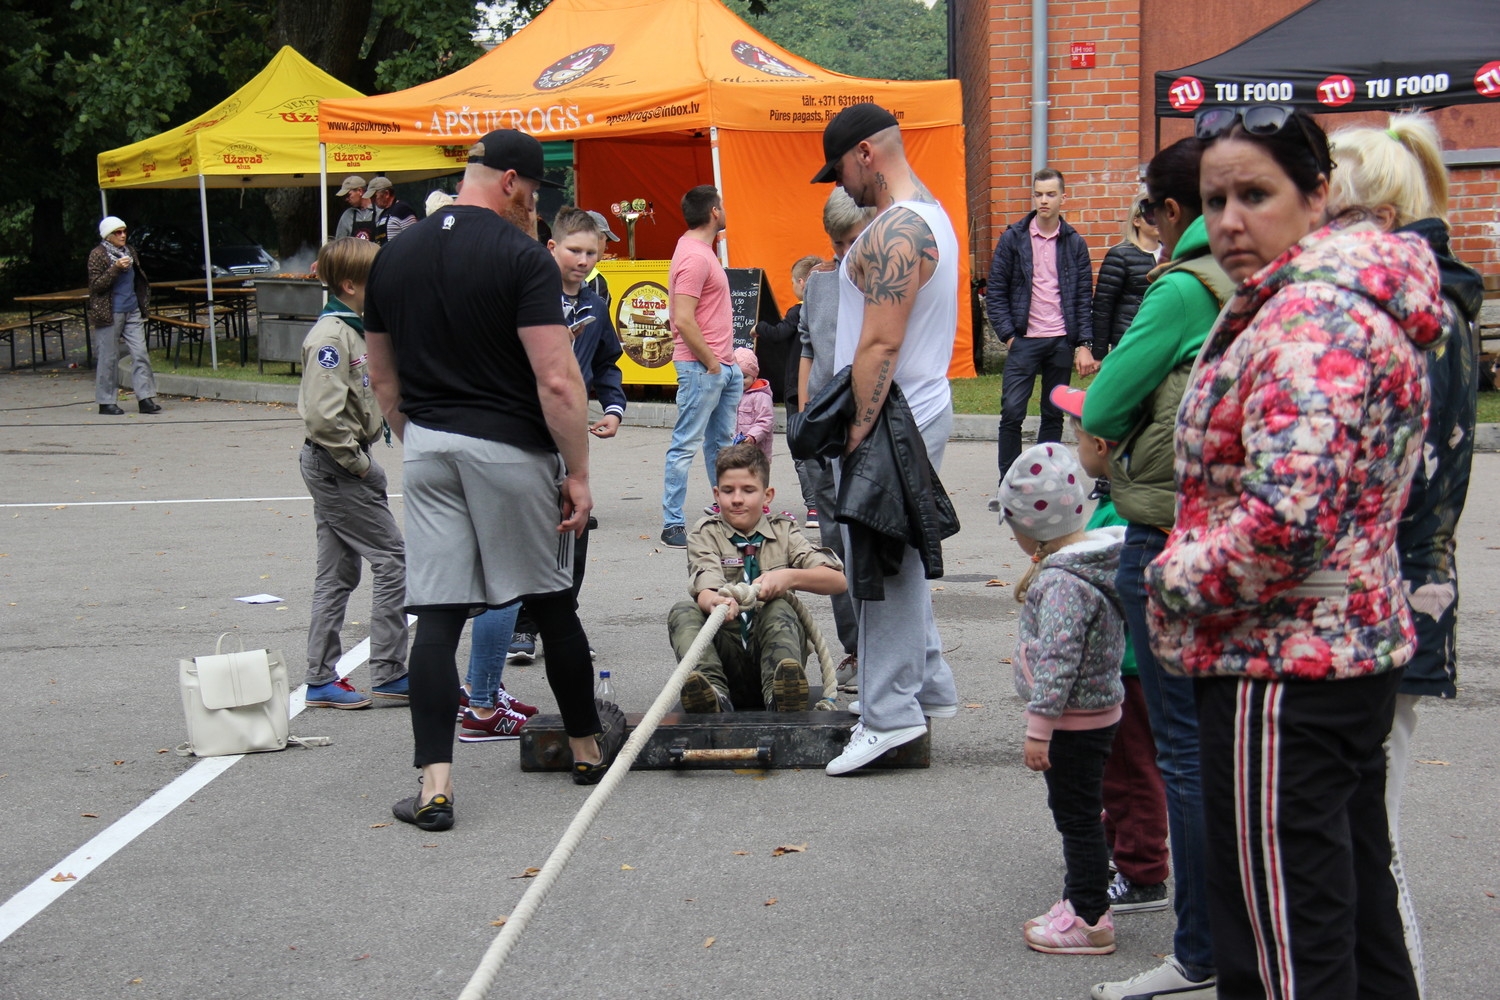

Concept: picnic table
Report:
left=149, top=280, right=257, bottom=365
left=8, top=289, right=91, bottom=369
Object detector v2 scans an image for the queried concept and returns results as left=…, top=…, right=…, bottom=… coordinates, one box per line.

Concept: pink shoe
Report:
left=1023, top=898, right=1070, bottom=931
left=1022, top=900, right=1115, bottom=955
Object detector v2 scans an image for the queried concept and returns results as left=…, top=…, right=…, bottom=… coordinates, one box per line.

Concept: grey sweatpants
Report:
left=837, top=407, right=958, bottom=730
left=299, top=443, right=408, bottom=686
left=800, top=456, right=858, bottom=656
left=95, top=311, right=156, bottom=405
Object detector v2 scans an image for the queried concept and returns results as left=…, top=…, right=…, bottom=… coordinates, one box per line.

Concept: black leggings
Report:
left=408, top=591, right=600, bottom=767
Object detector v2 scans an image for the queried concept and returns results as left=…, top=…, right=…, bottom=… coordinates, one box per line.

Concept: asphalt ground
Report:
left=1, top=370, right=1496, bottom=1000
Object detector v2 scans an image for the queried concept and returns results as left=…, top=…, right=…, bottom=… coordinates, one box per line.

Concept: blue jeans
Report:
left=464, top=603, right=521, bottom=709
left=661, top=360, right=741, bottom=527
left=1118, top=522, right=1214, bottom=980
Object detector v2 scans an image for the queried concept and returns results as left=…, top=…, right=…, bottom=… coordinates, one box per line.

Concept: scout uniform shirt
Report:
left=685, top=511, right=843, bottom=628
left=297, top=298, right=385, bottom=477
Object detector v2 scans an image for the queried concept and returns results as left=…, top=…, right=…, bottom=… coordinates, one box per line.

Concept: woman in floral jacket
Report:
left=1145, top=107, right=1442, bottom=1000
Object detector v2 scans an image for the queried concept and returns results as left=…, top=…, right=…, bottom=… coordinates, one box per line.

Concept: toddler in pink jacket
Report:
left=733, top=347, right=775, bottom=470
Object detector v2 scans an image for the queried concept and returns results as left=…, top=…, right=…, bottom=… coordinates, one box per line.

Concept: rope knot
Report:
left=719, top=581, right=759, bottom=611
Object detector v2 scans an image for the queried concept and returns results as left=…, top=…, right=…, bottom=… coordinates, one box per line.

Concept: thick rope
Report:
left=457, top=581, right=838, bottom=998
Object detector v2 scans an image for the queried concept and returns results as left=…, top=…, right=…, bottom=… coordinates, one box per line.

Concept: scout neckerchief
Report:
left=730, top=529, right=765, bottom=643
left=322, top=296, right=387, bottom=444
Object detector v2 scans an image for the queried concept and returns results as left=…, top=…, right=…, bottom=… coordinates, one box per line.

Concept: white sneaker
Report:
left=847, top=700, right=861, bottom=715
left=1091, top=955, right=1216, bottom=1000
left=825, top=721, right=927, bottom=775
left=835, top=653, right=858, bottom=692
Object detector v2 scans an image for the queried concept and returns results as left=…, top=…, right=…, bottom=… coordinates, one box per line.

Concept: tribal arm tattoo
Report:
left=854, top=207, right=938, bottom=307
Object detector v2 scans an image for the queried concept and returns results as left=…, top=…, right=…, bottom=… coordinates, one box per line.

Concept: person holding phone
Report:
left=86, top=216, right=161, bottom=415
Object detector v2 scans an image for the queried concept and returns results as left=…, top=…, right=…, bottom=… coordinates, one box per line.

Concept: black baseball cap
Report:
left=467, top=130, right=563, bottom=188
left=811, top=103, right=899, bottom=184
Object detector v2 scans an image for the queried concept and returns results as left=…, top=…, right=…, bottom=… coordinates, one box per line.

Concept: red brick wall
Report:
left=962, top=0, right=1500, bottom=288
left=1450, top=167, right=1500, bottom=282
left=965, top=0, right=1148, bottom=277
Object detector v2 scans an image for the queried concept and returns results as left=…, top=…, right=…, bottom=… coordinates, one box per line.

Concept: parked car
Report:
left=131, top=221, right=279, bottom=281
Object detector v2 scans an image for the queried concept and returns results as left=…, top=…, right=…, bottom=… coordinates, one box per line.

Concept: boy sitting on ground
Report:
left=669, top=442, right=847, bottom=712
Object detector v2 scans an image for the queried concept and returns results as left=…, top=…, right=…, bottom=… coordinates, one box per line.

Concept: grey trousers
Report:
left=800, top=456, right=858, bottom=656
left=837, top=406, right=958, bottom=730
left=95, top=311, right=156, bottom=405
left=299, top=443, right=408, bottom=686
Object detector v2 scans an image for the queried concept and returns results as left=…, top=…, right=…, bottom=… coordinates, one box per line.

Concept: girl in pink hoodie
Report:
left=732, top=347, right=775, bottom=470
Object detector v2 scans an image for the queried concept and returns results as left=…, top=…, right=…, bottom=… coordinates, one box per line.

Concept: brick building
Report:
left=956, top=0, right=1500, bottom=295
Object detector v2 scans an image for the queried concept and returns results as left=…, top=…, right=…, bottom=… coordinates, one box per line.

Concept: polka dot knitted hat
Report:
left=997, top=443, right=1088, bottom=542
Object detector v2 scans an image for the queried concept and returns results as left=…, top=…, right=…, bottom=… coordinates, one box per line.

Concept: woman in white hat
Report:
left=86, top=216, right=161, bottom=414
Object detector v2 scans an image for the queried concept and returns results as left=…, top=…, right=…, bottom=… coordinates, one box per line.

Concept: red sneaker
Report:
left=498, top=684, right=539, bottom=717
left=458, top=707, right=527, bottom=742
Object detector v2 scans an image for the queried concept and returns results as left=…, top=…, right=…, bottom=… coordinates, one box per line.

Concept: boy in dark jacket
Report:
left=984, top=168, right=1096, bottom=483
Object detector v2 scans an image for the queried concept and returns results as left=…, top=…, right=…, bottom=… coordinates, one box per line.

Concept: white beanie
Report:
left=997, top=443, right=1088, bottom=542
left=99, top=216, right=127, bottom=240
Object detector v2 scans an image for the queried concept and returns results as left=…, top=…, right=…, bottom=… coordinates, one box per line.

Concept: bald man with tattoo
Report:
left=811, top=104, right=962, bottom=775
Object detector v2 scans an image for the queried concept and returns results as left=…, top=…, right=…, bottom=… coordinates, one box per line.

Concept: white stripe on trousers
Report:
left=1234, top=680, right=1296, bottom=1000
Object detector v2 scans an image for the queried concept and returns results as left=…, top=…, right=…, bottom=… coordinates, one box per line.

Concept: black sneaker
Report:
left=660, top=524, right=687, bottom=548
left=572, top=699, right=628, bottom=785
left=391, top=789, right=455, bottom=831
left=772, top=658, right=809, bottom=711
left=1106, top=872, right=1169, bottom=913
left=680, top=671, right=726, bottom=713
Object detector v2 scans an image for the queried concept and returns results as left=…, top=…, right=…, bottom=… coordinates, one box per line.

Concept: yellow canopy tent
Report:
left=96, top=46, right=463, bottom=366
left=317, top=0, right=974, bottom=377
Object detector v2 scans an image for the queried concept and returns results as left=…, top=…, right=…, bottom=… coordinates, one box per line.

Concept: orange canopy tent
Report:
left=317, top=0, right=973, bottom=376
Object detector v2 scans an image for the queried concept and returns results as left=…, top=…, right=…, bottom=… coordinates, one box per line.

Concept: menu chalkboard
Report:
left=726, top=268, right=780, bottom=350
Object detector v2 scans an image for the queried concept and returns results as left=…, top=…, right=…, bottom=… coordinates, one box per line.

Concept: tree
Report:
left=725, top=0, right=948, bottom=81
left=0, top=0, right=501, bottom=296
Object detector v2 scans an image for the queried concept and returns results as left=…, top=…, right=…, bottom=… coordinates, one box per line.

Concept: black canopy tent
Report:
left=1155, top=0, right=1500, bottom=119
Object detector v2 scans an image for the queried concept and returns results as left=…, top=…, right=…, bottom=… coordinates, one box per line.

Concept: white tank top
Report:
left=833, top=199, right=958, bottom=427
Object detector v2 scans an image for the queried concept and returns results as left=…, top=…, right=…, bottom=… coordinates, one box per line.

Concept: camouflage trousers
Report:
left=667, top=597, right=805, bottom=710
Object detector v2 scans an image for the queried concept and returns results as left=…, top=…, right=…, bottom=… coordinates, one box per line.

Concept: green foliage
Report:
left=370, top=0, right=487, bottom=90
left=723, top=0, right=948, bottom=81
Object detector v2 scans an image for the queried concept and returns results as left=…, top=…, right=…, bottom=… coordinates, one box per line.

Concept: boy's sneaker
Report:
left=703, top=502, right=720, bottom=516
left=1023, top=899, right=1115, bottom=955
left=804, top=507, right=819, bottom=528
left=497, top=684, right=539, bottom=717
left=506, top=632, right=536, bottom=664
left=1106, top=872, right=1170, bottom=913
left=660, top=524, right=687, bottom=548
left=458, top=707, right=527, bottom=742
left=772, top=658, right=809, bottom=711
left=1091, top=955, right=1216, bottom=1000
left=370, top=675, right=410, bottom=702
left=680, top=671, right=731, bottom=713
left=835, top=653, right=858, bottom=692
left=306, top=678, right=371, bottom=709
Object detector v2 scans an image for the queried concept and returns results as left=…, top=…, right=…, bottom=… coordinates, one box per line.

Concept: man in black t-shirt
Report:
left=365, top=130, right=628, bottom=832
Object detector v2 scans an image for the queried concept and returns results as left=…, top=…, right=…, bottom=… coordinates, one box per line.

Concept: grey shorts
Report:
left=402, top=421, right=574, bottom=611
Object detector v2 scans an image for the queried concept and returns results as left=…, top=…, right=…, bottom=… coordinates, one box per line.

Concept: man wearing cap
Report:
left=659, top=184, right=741, bottom=550
left=368, top=177, right=418, bottom=244
left=364, top=129, right=627, bottom=832
left=986, top=168, right=1097, bottom=485
left=333, top=176, right=375, bottom=241
left=810, top=103, right=961, bottom=776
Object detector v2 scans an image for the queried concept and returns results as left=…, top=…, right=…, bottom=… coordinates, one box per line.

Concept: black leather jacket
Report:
left=788, top=367, right=959, bottom=600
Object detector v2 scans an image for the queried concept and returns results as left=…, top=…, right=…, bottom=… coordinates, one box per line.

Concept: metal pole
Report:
left=709, top=126, right=728, bottom=267
left=319, top=144, right=329, bottom=247
left=198, top=174, right=219, bottom=369
left=100, top=190, right=108, bottom=217
left=1030, top=0, right=1049, bottom=176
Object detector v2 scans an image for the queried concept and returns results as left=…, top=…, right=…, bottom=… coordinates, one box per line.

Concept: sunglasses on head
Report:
left=1193, top=104, right=1333, bottom=175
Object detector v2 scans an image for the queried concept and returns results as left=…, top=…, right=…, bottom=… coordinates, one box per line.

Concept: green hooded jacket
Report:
left=1081, top=216, right=1233, bottom=528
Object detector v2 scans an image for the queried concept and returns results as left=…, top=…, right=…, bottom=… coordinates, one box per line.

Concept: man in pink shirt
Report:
left=984, top=169, right=1097, bottom=483
left=660, top=184, right=742, bottom=548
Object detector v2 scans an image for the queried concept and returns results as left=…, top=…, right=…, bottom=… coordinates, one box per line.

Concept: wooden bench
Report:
left=146, top=314, right=210, bottom=367
left=1, top=313, right=68, bottom=369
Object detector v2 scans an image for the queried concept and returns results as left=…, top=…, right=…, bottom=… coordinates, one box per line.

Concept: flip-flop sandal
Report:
left=572, top=698, right=628, bottom=785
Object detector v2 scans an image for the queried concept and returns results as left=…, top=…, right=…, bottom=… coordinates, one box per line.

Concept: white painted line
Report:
left=0, top=615, right=415, bottom=943
left=1, top=495, right=398, bottom=509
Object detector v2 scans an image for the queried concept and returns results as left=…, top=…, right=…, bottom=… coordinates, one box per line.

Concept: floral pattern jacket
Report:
left=1145, top=219, right=1443, bottom=681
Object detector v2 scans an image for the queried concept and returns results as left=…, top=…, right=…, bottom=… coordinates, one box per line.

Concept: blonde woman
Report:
left=1328, top=111, right=1485, bottom=996
left=1090, top=191, right=1160, bottom=358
